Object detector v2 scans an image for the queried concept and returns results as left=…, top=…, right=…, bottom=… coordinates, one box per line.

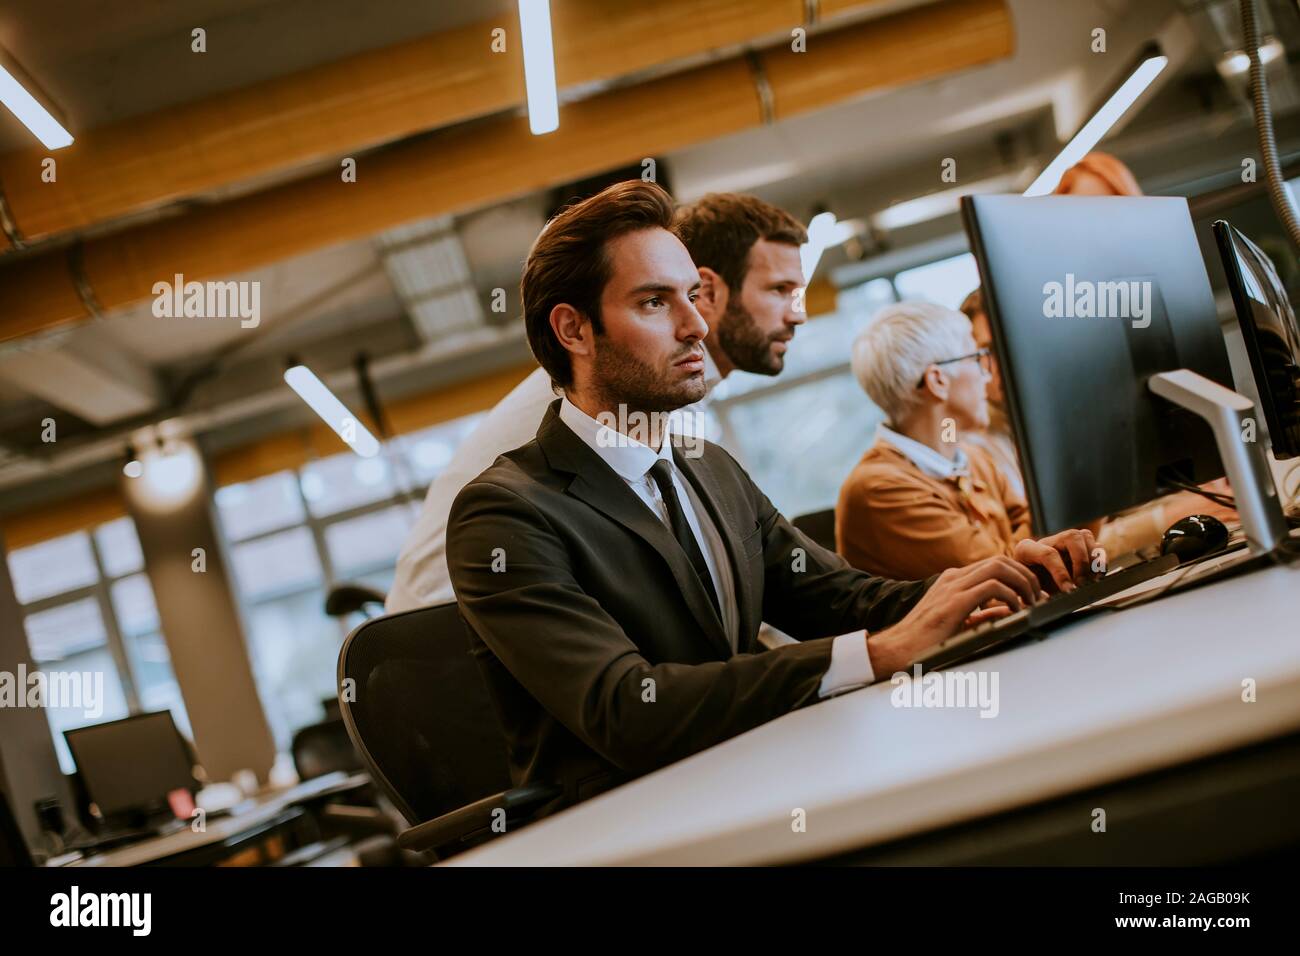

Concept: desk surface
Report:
left=62, top=771, right=368, bottom=867
left=449, top=559, right=1300, bottom=866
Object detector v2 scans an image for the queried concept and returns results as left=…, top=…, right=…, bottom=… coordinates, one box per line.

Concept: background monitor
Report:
left=961, top=195, right=1235, bottom=535
left=1214, top=219, right=1300, bottom=460
left=64, top=711, right=198, bottom=823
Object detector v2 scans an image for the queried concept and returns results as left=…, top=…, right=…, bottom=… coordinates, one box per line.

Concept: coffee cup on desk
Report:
left=232, top=768, right=258, bottom=797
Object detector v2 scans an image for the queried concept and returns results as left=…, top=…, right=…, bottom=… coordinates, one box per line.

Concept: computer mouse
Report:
left=1160, top=514, right=1230, bottom=563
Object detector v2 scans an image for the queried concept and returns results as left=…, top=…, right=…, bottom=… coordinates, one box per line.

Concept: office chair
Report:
left=791, top=507, right=837, bottom=552
left=289, top=715, right=405, bottom=848
left=291, top=718, right=365, bottom=781
left=337, top=601, right=561, bottom=860
left=324, top=583, right=387, bottom=620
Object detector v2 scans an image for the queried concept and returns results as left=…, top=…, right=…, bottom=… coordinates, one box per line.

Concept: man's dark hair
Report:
left=522, top=180, right=676, bottom=389
left=672, top=193, right=808, bottom=296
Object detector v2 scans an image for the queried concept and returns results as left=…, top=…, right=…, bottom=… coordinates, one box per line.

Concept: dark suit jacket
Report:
left=447, top=399, right=930, bottom=817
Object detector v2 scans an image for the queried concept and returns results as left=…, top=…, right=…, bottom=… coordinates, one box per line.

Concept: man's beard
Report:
left=590, top=334, right=707, bottom=414
left=715, top=297, right=787, bottom=376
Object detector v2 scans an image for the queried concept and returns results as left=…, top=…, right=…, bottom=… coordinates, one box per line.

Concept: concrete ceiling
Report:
left=0, top=0, right=1297, bottom=493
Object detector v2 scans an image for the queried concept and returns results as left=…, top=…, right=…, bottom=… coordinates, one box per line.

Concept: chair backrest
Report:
left=791, top=507, right=837, bottom=552
left=290, top=718, right=364, bottom=781
left=337, top=602, right=513, bottom=826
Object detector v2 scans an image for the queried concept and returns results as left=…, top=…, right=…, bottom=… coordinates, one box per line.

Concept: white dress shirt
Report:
left=557, top=397, right=874, bottom=698
left=875, top=423, right=971, bottom=480
left=387, top=354, right=725, bottom=613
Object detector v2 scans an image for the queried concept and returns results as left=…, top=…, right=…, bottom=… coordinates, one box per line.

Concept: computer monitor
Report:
left=1213, top=219, right=1300, bottom=460
left=961, top=195, right=1235, bottom=535
left=64, top=711, right=197, bottom=825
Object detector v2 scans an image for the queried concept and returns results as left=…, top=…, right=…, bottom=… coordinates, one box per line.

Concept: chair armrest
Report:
left=319, top=804, right=397, bottom=836
left=396, top=782, right=562, bottom=853
left=325, top=583, right=387, bottom=617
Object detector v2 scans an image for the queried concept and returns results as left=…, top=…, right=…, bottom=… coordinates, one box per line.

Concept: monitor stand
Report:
left=1148, top=369, right=1289, bottom=555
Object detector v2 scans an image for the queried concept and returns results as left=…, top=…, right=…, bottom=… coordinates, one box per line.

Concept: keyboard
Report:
left=67, top=818, right=187, bottom=854
left=912, top=553, right=1181, bottom=673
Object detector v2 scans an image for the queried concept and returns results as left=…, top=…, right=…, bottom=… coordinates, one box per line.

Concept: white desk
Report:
left=448, top=559, right=1300, bottom=866
left=61, top=771, right=368, bottom=867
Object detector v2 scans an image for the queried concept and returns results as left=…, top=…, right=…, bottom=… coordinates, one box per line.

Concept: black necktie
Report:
left=648, top=458, right=722, bottom=621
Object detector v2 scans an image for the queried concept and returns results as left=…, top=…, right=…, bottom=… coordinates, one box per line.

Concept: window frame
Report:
left=16, top=526, right=144, bottom=713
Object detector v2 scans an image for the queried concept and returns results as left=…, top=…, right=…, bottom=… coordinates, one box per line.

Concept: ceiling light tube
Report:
left=1217, top=37, right=1284, bottom=78
left=519, top=0, right=559, bottom=135
left=284, top=364, right=381, bottom=458
left=1023, top=54, right=1168, bottom=197
left=0, top=56, right=73, bottom=150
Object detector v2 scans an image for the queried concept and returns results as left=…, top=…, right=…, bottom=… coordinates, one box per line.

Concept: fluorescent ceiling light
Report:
left=140, top=444, right=202, bottom=507
left=1217, top=37, right=1284, bottom=78
left=518, top=0, right=559, bottom=135
left=872, top=171, right=1029, bottom=231
left=1023, top=54, right=1168, bottom=197
left=0, top=59, right=73, bottom=149
left=681, top=160, right=802, bottom=200
left=801, top=213, right=861, bottom=280
left=284, top=365, right=381, bottom=458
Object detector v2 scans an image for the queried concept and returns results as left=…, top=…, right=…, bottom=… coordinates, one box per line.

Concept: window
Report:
left=400, top=414, right=486, bottom=486
left=299, top=452, right=400, bottom=519
left=893, top=253, right=980, bottom=310
left=229, top=527, right=322, bottom=601
left=723, top=372, right=884, bottom=519
left=6, top=518, right=190, bottom=773
left=94, top=519, right=144, bottom=578
left=215, top=413, right=479, bottom=749
left=109, top=575, right=185, bottom=720
left=214, top=471, right=304, bottom=541
left=325, top=504, right=414, bottom=579
left=24, top=599, right=130, bottom=774
left=242, top=588, right=333, bottom=745
left=7, top=533, right=98, bottom=604
left=836, top=276, right=898, bottom=323
left=224, top=522, right=340, bottom=744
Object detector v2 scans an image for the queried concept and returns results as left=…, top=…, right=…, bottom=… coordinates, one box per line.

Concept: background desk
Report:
left=60, top=772, right=368, bottom=867
left=448, top=559, right=1300, bottom=865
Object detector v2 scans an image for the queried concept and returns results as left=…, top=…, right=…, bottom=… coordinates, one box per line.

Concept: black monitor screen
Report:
left=1214, top=220, right=1300, bottom=459
left=962, top=195, right=1234, bottom=534
left=64, top=712, right=197, bottom=820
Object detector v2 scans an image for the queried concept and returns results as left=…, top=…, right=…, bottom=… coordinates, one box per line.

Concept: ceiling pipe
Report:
left=0, top=0, right=1013, bottom=346
left=0, top=323, right=531, bottom=492
left=0, top=0, right=889, bottom=252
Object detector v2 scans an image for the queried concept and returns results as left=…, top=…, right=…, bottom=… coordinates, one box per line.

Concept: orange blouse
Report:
left=835, top=440, right=1032, bottom=581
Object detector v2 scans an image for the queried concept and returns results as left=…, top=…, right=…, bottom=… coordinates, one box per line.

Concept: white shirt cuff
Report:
left=818, top=630, right=875, bottom=698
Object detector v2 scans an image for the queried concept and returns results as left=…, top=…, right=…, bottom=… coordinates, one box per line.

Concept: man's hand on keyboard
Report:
left=866, top=556, right=1044, bottom=675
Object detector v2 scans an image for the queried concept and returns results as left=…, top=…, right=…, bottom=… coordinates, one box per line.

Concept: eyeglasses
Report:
left=916, top=348, right=993, bottom=388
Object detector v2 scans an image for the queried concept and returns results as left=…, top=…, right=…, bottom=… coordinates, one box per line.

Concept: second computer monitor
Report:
left=961, top=195, right=1235, bottom=535
left=1214, top=219, right=1300, bottom=460
left=65, top=711, right=197, bottom=824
